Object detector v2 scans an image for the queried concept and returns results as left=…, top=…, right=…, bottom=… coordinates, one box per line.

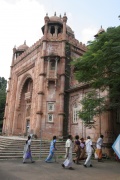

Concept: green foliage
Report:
left=79, top=91, right=105, bottom=128
left=0, top=77, right=7, bottom=131
left=73, top=26, right=120, bottom=126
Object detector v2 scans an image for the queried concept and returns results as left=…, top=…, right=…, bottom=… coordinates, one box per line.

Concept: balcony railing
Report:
left=25, top=92, right=32, bottom=101
left=47, top=70, right=57, bottom=79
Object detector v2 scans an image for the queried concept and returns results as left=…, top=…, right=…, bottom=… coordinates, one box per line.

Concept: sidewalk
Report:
left=0, top=159, right=120, bottom=180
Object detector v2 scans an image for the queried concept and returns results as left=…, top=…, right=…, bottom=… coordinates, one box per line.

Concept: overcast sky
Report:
left=0, top=0, right=120, bottom=80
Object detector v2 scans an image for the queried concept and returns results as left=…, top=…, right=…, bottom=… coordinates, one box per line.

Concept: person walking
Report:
left=79, top=137, right=86, bottom=160
left=23, top=135, right=34, bottom=163
left=73, top=135, right=80, bottom=164
left=62, top=135, right=74, bottom=170
left=96, top=135, right=104, bottom=162
left=45, top=136, right=57, bottom=162
left=84, top=136, right=95, bottom=167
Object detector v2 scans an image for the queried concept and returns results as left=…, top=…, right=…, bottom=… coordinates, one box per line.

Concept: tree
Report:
left=73, top=26, right=120, bottom=126
left=0, top=77, right=7, bottom=131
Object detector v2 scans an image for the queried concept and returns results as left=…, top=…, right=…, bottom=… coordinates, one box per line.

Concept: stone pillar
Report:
left=57, top=13, right=67, bottom=137
left=47, top=57, right=50, bottom=78
left=55, top=57, right=58, bottom=78
left=48, top=26, right=51, bottom=33
left=2, top=91, right=9, bottom=134
left=62, top=13, right=67, bottom=40
left=9, top=75, right=18, bottom=135
left=35, top=56, right=45, bottom=137
left=55, top=26, right=58, bottom=35
left=43, top=14, right=49, bottom=40
left=35, top=13, right=49, bottom=136
left=4, top=47, right=16, bottom=134
left=58, top=57, right=65, bottom=136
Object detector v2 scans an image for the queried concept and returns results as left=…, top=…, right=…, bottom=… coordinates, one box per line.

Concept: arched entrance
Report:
left=17, top=77, right=33, bottom=135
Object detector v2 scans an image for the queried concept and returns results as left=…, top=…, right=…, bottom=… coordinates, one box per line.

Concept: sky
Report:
left=0, top=0, right=120, bottom=80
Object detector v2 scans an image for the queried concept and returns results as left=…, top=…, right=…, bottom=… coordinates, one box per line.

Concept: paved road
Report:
left=0, top=159, right=120, bottom=180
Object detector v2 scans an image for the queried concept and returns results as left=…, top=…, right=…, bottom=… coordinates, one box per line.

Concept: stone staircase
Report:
left=0, top=136, right=66, bottom=160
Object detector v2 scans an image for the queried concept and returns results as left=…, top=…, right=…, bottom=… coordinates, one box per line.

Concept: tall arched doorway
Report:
left=17, top=77, right=33, bottom=135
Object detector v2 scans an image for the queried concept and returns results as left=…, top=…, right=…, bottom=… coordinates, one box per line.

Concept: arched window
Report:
left=50, top=61, right=55, bottom=70
left=47, top=102, right=54, bottom=122
left=58, top=27, right=62, bottom=34
left=73, top=103, right=79, bottom=123
left=50, top=26, right=55, bottom=35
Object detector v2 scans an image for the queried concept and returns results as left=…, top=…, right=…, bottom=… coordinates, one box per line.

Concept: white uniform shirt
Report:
left=85, top=139, right=93, bottom=153
left=65, top=139, right=73, bottom=154
left=96, top=137, right=103, bottom=149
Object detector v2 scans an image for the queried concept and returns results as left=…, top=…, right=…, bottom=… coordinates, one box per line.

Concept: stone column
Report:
left=2, top=91, right=9, bottom=134
left=35, top=14, right=49, bottom=136
left=5, top=48, right=16, bottom=135
left=55, top=57, right=58, bottom=78
left=35, top=23, right=49, bottom=136
left=62, top=13, right=67, bottom=40
left=55, top=26, right=58, bottom=35
left=47, top=57, right=50, bottom=78
left=6, top=71, right=17, bottom=135
left=57, top=13, right=67, bottom=137
left=48, top=26, right=51, bottom=33
left=43, top=14, right=49, bottom=40
left=35, top=56, right=45, bottom=137
left=58, top=57, right=65, bottom=136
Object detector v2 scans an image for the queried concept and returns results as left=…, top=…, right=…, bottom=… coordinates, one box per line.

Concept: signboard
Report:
left=112, top=134, right=120, bottom=159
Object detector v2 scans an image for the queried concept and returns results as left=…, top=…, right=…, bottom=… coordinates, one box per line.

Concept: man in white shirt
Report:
left=62, top=135, right=74, bottom=170
left=96, top=135, right=104, bottom=162
left=84, top=136, right=95, bottom=167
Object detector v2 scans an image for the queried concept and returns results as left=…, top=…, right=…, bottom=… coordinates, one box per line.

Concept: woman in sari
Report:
left=73, top=135, right=80, bottom=164
left=23, top=135, right=34, bottom=163
left=79, top=138, right=86, bottom=160
left=45, top=136, right=57, bottom=162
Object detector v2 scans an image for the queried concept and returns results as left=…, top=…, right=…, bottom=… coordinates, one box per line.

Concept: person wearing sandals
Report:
left=84, top=136, right=95, bottom=167
left=96, top=135, right=104, bottom=162
left=73, top=135, right=80, bottom=164
left=23, top=135, right=34, bottom=163
left=62, top=135, right=74, bottom=170
left=45, top=136, right=57, bottom=162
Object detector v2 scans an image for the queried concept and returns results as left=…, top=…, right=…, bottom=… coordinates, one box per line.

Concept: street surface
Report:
left=0, top=159, right=120, bottom=180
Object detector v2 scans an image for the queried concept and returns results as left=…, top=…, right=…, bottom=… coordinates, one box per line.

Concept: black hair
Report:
left=80, top=137, right=84, bottom=141
left=53, top=136, right=56, bottom=140
left=100, top=135, right=104, bottom=138
left=68, top=135, right=72, bottom=139
left=75, top=135, right=79, bottom=140
left=28, top=135, right=31, bottom=140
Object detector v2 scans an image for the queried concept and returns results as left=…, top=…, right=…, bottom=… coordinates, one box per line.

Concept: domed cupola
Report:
left=41, top=12, right=74, bottom=38
left=17, top=41, right=29, bottom=51
left=15, top=41, right=29, bottom=58
left=94, top=26, right=105, bottom=37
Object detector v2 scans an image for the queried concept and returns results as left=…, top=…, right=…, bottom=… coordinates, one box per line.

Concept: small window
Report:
left=48, top=103, right=54, bottom=111
left=48, top=114, right=53, bottom=122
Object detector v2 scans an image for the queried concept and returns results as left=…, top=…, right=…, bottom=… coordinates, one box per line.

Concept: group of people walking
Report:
left=23, top=134, right=104, bottom=170
left=62, top=134, right=104, bottom=170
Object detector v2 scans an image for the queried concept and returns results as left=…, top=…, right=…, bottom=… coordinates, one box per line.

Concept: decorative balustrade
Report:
left=25, top=92, right=32, bottom=101
left=47, top=70, right=57, bottom=80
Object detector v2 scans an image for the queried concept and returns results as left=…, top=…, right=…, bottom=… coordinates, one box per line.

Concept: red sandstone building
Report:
left=2, top=13, right=119, bottom=148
